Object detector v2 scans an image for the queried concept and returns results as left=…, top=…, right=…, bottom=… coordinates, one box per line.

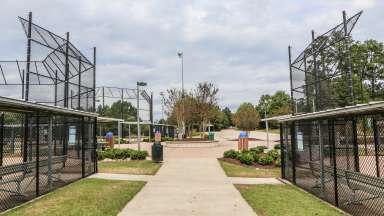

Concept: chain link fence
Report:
left=0, top=109, right=96, bottom=212
left=281, top=113, right=384, bottom=215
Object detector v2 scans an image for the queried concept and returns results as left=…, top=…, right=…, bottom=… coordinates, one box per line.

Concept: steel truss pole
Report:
left=64, top=32, right=70, bottom=108
left=288, top=46, right=295, bottom=115
left=93, top=47, right=96, bottom=112
left=343, top=11, right=354, bottom=105
left=78, top=57, right=82, bottom=110
left=25, top=12, right=32, bottom=101
left=312, top=30, right=320, bottom=111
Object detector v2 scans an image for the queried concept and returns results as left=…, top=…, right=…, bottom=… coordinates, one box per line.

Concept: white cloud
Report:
left=0, top=0, right=382, bottom=119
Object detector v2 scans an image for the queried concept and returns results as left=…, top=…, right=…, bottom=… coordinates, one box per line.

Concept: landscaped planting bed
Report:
left=222, top=145, right=281, bottom=167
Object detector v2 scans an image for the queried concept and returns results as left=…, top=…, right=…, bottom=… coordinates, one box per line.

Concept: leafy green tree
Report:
left=222, top=107, right=233, bottom=127
left=233, top=102, right=259, bottom=131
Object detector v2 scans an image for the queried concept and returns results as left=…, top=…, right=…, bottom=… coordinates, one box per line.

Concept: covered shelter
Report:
left=0, top=96, right=97, bottom=211
left=270, top=101, right=384, bottom=216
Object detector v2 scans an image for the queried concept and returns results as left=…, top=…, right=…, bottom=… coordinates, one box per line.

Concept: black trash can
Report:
left=152, top=141, right=163, bottom=162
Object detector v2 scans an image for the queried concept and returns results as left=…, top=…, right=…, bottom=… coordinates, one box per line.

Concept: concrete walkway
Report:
left=117, top=158, right=257, bottom=216
left=94, top=129, right=282, bottom=216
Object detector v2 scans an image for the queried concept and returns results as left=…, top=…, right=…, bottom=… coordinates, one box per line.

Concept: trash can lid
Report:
left=239, top=132, right=246, bottom=138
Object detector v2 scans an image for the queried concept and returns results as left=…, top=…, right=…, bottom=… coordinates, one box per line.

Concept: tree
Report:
left=162, top=82, right=220, bottom=138
left=222, top=107, right=233, bottom=127
left=194, top=82, right=219, bottom=133
left=233, top=102, right=259, bottom=131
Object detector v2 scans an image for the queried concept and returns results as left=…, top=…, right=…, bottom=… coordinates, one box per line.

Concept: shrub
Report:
left=274, top=144, right=281, bottom=150
left=97, top=149, right=133, bottom=160
left=97, top=150, right=105, bottom=161
left=250, top=146, right=268, bottom=154
left=223, top=150, right=240, bottom=159
left=258, top=153, right=274, bottom=165
left=251, top=151, right=260, bottom=163
left=238, top=153, right=254, bottom=165
left=131, top=150, right=148, bottom=160
left=275, top=157, right=281, bottom=167
left=267, top=149, right=280, bottom=160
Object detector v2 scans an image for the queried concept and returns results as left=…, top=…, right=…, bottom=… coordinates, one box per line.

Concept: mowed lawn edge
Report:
left=236, top=184, right=347, bottom=216
left=2, top=178, right=146, bottom=216
left=218, top=159, right=280, bottom=178
left=98, top=160, right=162, bottom=175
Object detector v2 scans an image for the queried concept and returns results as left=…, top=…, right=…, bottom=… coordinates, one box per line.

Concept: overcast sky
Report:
left=0, top=0, right=383, bottom=120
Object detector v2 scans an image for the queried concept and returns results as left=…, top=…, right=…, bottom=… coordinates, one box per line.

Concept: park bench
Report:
left=309, top=161, right=346, bottom=188
left=344, top=170, right=384, bottom=205
left=0, top=155, right=67, bottom=196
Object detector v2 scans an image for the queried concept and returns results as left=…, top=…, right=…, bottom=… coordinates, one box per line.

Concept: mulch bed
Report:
left=218, top=157, right=277, bottom=169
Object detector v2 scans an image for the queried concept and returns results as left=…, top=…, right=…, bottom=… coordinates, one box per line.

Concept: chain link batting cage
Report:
left=276, top=10, right=384, bottom=216
left=0, top=12, right=97, bottom=212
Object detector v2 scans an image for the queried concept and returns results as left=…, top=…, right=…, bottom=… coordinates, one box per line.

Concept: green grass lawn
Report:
left=3, top=178, right=145, bottom=216
left=219, top=160, right=280, bottom=178
left=236, top=184, right=346, bottom=216
left=98, top=160, right=162, bottom=175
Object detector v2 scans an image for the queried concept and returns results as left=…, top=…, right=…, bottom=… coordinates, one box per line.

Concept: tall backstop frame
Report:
left=0, top=12, right=97, bottom=212
left=279, top=10, right=384, bottom=216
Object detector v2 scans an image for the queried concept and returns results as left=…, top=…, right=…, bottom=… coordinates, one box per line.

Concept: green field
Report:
left=3, top=179, right=145, bottom=216
left=98, top=160, right=162, bottom=175
left=219, top=160, right=280, bottom=178
left=236, top=184, right=346, bottom=216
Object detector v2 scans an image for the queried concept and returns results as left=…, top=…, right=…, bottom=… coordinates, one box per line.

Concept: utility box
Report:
left=152, top=132, right=163, bottom=162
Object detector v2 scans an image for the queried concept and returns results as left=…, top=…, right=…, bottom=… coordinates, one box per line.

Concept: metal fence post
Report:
left=291, top=121, right=296, bottom=184
left=48, top=115, right=53, bottom=190
left=23, top=114, right=29, bottom=162
left=280, top=123, right=285, bottom=179
left=352, top=118, right=360, bottom=172
left=35, top=113, right=40, bottom=196
left=0, top=113, right=4, bottom=168
left=81, top=117, right=85, bottom=178
left=94, top=117, right=98, bottom=173
left=318, top=120, right=325, bottom=197
left=373, top=117, right=380, bottom=177
left=329, top=119, right=339, bottom=206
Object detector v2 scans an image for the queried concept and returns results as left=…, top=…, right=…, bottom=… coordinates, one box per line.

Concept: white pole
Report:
left=137, top=84, right=141, bottom=150
left=128, top=124, right=131, bottom=144
left=265, top=109, right=270, bottom=149
left=118, top=121, right=121, bottom=148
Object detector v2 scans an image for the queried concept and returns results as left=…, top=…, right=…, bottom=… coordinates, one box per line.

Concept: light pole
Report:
left=160, top=92, right=165, bottom=121
left=137, top=81, right=147, bottom=151
left=177, top=51, right=185, bottom=138
left=264, top=99, right=272, bottom=149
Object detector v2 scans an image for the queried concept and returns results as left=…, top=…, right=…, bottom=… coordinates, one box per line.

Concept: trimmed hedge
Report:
left=97, top=148, right=148, bottom=161
left=223, top=147, right=280, bottom=166
left=223, top=150, right=240, bottom=159
left=250, top=146, right=268, bottom=154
